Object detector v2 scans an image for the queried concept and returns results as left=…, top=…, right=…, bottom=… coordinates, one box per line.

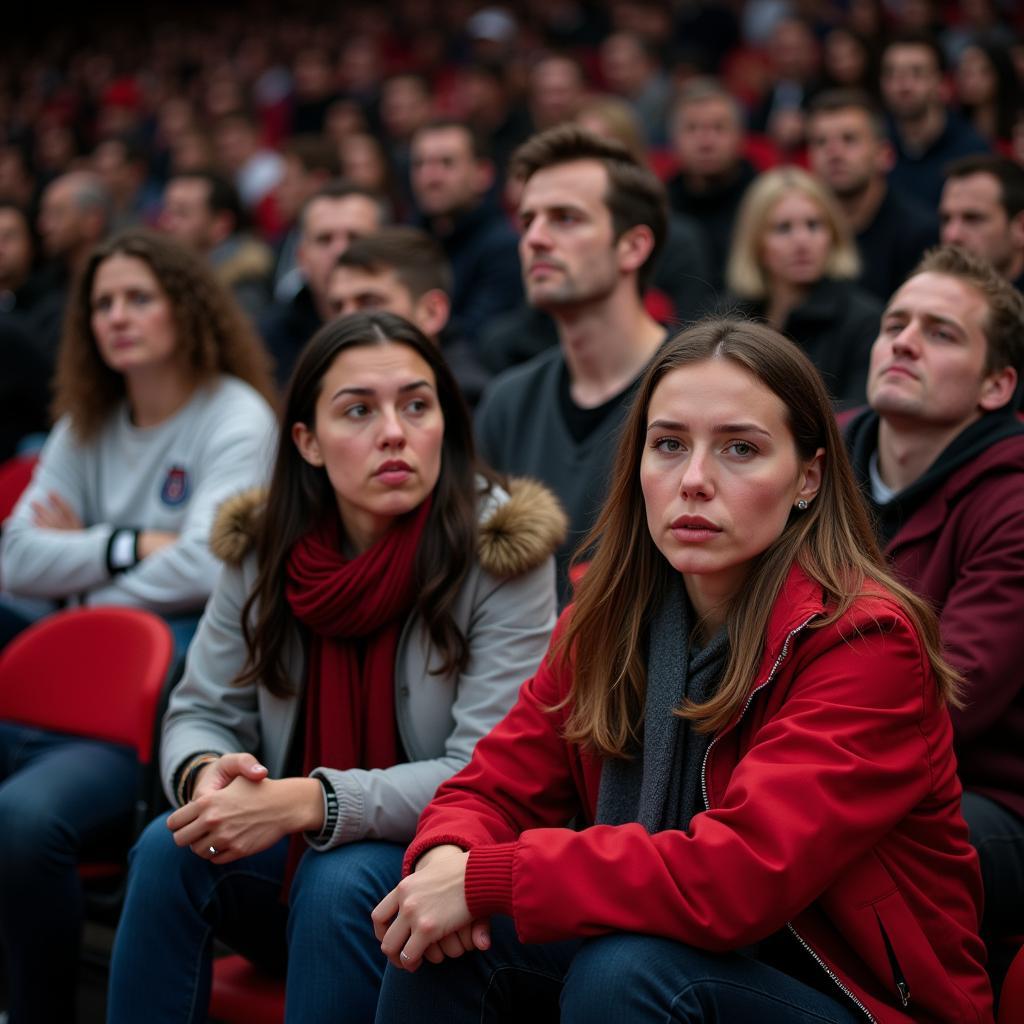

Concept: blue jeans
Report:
left=107, top=818, right=405, bottom=1023
left=0, top=722, right=136, bottom=1024
left=374, top=915, right=863, bottom=1023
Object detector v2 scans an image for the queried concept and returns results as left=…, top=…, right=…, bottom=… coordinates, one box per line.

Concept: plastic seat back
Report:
left=0, top=607, right=174, bottom=763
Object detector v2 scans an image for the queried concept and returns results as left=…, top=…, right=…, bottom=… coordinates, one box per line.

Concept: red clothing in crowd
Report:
left=406, top=564, right=993, bottom=1024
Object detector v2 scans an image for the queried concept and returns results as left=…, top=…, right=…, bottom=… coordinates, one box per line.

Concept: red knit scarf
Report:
left=282, top=497, right=431, bottom=875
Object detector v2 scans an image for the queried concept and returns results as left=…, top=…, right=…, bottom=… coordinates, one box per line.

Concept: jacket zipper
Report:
left=875, top=909, right=912, bottom=1008
left=699, top=613, right=877, bottom=1024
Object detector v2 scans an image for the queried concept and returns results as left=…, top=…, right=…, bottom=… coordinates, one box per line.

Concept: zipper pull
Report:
left=896, top=980, right=910, bottom=1007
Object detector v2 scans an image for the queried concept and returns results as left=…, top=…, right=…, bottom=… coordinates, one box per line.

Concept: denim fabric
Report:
left=0, top=722, right=136, bottom=1023
left=374, top=916, right=863, bottom=1024
left=107, top=818, right=403, bottom=1023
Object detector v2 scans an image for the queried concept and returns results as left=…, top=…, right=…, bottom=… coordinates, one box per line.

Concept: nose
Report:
left=522, top=215, right=551, bottom=251
left=678, top=447, right=714, bottom=501
left=890, top=322, right=922, bottom=357
left=940, top=218, right=964, bottom=246
left=378, top=405, right=407, bottom=448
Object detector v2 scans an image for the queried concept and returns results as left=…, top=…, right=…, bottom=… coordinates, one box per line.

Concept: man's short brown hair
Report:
left=510, top=125, right=667, bottom=288
left=334, top=226, right=452, bottom=299
left=913, top=245, right=1024, bottom=376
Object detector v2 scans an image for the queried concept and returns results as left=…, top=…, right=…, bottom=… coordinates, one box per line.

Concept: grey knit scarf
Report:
left=595, top=575, right=729, bottom=833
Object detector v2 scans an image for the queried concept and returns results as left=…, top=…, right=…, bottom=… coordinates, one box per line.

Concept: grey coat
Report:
left=160, top=478, right=566, bottom=850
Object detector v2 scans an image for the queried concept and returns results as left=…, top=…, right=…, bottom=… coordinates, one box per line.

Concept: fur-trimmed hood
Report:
left=210, top=477, right=567, bottom=579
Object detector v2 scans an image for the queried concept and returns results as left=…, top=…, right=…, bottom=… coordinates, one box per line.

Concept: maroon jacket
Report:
left=408, top=566, right=992, bottom=1023
left=845, top=410, right=1024, bottom=820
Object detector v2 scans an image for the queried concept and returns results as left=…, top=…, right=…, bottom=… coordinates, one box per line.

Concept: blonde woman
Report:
left=726, top=167, right=882, bottom=407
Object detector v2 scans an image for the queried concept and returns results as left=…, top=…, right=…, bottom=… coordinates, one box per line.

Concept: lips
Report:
left=881, top=363, right=918, bottom=382
left=671, top=515, right=721, bottom=531
left=375, top=459, right=412, bottom=476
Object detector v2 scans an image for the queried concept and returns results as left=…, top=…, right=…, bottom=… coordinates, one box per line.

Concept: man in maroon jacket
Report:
left=845, top=244, right=1024, bottom=974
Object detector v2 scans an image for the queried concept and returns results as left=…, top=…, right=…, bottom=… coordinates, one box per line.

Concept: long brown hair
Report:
left=236, top=311, right=498, bottom=697
left=559, top=319, right=960, bottom=757
left=53, top=229, right=276, bottom=439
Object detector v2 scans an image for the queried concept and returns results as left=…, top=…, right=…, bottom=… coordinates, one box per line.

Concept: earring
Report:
left=796, top=498, right=809, bottom=510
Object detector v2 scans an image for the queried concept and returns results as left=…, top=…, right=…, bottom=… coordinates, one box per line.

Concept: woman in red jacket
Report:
left=372, top=319, right=993, bottom=1023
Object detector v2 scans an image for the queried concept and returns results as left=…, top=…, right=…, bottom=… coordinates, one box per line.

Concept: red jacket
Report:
left=407, top=565, right=993, bottom=1024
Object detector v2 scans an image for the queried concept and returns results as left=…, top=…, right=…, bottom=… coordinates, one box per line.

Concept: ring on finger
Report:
left=208, top=845, right=218, bottom=856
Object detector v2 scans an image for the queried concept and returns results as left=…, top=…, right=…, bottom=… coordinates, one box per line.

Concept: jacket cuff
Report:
left=305, top=768, right=364, bottom=850
left=465, top=842, right=517, bottom=918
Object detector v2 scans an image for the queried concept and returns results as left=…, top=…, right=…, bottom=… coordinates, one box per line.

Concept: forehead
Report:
left=649, top=359, right=789, bottom=426
left=165, top=178, right=210, bottom=205
left=520, top=159, right=609, bottom=212
left=324, top=341, right=435, bottom=386
left=412, top=127, right=473, bottom=159
left=942, top=173, right=1003, bottom=210
left=677, top=96, right=737, bottom=125
left=92, top=253, right=160, bottom=291
left=809, top=107, right=873, bottom=137
left=886, top=272, right=989, bottom=331
left=768, top=190, right=823, bottom=219
left=305, top=195, right=381, bottom=234
left=883, top=44, right=939, bottom=74
left=329, top=264, right=404, bottom=295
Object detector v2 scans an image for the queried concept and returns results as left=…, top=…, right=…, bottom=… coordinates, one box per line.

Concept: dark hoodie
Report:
left=845, top=406, right=1024, bottom=820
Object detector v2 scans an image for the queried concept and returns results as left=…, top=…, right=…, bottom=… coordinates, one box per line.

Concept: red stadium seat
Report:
left=0, top=454, right=37, bottom=524
left=999, top=943, right=1024, bottom=1023
left=209, top=954, right=286, bottom=1024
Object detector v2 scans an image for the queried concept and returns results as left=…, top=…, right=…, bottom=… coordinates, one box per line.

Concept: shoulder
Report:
left=192, top=376, right=276, bottom=428
left=210, top=477, right=567, bottom=578
left=480, top=348, right=564, bottom=410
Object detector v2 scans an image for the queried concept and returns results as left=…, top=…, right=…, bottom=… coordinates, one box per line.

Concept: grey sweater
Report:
left=0, top=376, right=276, bottom=613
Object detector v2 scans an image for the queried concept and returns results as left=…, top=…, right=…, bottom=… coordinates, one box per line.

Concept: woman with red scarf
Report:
left=107, top=312, right=565, bottom=1023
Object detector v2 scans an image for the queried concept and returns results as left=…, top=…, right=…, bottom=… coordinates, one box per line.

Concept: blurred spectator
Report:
left=35, top=170, right=113, bottom=365
left=272, top=135, right=342, bottom=302
left=821, top=26, right=880, bottom=95
left=453, top=62, right=533, bottom=191
left=0, top=145, right=36, bottom=210
left=0, top=315, right=50, bottom=461
left=598, top=31, right=671, bottom=146
left=575, top=95, right=716, bottom=318
left=807, top=88, right=937, bottom=303
left=665, top=78, right=757, bottom=291
left=159, top=170, right=273, bottom=320
left=726, top=166, right=882, bottom=408
left=92, top=135, right=161, bottom=232
left=259, top=181, right=386, bottom=388
left=748, top=15, right=822, bottom=155
left=289, top=46, right=340, bottom=136
left=881, top=32, right=990, bottom=208
left=942, top=0, right=1018, bottom=63
left=955, top=38, right=1022, bottom=149
left=379, top=72, right=435, bottom=194
left=0, top=201, right=41, bottom=324
left=528, top=54, right=589, bottom=132
left=475, top=126, right=667, bottom=601
left=212, top=109, right=285, bottom=213
left=940, top=154, right=1024, bottom=292
left=409, top=120, right=522, bottom=346
left=326, top=226, right=489, bottom=405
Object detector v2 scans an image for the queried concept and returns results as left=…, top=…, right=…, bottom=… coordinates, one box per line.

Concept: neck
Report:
left=683, top=570, right=743, bottom=643
left=764, top=281, right=808, bottom=330
left=555, top=288, right=663, bottom=408
left=125, top=368, right=196, bottom=429
left=875, top=412, right=978, bottom=492
left=836, top=176, right=887, bottom=232
left=338, top=505, right=392, bottom=555
left=895, top=105, right=945, bottom=153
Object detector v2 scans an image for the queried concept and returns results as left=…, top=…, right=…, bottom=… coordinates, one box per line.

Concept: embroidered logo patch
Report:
left=160, top=465, right=190, bottom=506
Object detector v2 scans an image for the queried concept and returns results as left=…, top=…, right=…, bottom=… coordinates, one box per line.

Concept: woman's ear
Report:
left=291, top=422, right=324, bottom=467
left=797, top=447, right=825, bottom=504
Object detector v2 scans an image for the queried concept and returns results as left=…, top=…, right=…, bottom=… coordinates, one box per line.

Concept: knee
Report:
left=0, top=785, right=68, bottom=879
left=124, top=816, right=203, bottom=903
left=562, top=935, right=710, bottom=1024
left=289, top=841, right=402, bottom=935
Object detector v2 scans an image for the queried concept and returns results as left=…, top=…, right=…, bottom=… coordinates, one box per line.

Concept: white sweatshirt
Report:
left=1, top=375, right=276, bottom=614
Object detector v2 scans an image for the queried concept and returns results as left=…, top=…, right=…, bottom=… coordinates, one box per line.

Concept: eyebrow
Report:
left=646, top=420, right=772, bottom=437
left=330, top=379, right=435, bottom=401
left=881, top=308, right=964, bottom=332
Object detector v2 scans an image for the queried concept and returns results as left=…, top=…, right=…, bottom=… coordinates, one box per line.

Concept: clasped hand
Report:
left=166, top=752, right=291, bottom=864
left=371, top=845, right=490, bottom=972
